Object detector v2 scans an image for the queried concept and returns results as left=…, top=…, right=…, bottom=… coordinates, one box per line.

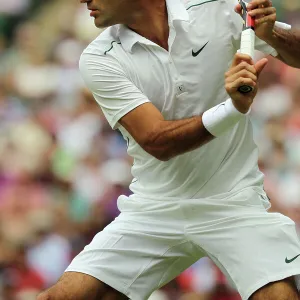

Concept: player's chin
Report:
left=94, top=16, right=115, bottom=28
left=94, top=18, right=104, bottom=28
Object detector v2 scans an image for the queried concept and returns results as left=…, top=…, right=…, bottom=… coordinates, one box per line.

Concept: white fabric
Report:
left=66, top=188, right=300, bottom=300
left=79, top=0, right=290, bottom=200
left=202, top=98, right=245, bottom=137
left=275, top=21, right=292, bottom=30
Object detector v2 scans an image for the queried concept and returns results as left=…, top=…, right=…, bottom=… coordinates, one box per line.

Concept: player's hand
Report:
left=235, top=0, right=276, bottom=42
left=225, top=53, right=268, bottom=114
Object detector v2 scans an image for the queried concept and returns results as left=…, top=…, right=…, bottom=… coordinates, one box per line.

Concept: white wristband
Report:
left=202, top=98, right=249, bottom=137
left=275, top=21, right=292, bottom=31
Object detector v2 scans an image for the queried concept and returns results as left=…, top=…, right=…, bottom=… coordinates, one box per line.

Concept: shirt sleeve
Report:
left=255, top=36, right=278, bottom=57
left=79, top=52, right=150, bottom=130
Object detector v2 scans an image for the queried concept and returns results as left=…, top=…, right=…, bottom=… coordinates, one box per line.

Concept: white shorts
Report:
left=66, top=187, right=300, bottom=300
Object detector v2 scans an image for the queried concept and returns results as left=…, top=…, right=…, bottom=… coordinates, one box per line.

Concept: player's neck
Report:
left=127, top=0, right=169, bottom=51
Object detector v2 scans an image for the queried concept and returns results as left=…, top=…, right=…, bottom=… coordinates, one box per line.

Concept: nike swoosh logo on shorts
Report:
left=285, top=254, right=300, bottom=264
left=192, top=41, right=209, bottom=57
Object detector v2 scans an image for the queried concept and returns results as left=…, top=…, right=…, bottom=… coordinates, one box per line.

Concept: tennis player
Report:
left=38, top=0, right=300, bottom=299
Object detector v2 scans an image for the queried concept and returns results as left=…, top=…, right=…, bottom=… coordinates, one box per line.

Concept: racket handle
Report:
left=238, top=28, right=256, bottom=94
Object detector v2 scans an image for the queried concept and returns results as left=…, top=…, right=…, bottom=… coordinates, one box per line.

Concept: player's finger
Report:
left=231, top=53, right=254, bottom=67
left=233, top=78, right=257, bottom=91
left=247, top=0, right=272, bottom=10
left=255, top=14, right=276, bottom=25
left=225, top=61, right=257, bottom=78
left=254, top=58, right=268, bottom=77
left=234, top=4, right=242, bottom=14
left=248, top=7, right=276, bottom=17
left=225, top=65, right=257, bottom=82
left=226, top=69, right=257, bottom=84
left=226, top=77, right=256, bottom=93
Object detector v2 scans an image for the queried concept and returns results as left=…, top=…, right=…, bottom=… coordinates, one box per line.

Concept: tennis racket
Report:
left=238, top=0, right=256, bottom=94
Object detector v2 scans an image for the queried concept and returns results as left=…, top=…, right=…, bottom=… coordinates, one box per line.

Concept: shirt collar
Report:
left=118, top=25, right=157, bottom=53
left=166, top=0, right=189, bottom=24
left=118, top=0, right=189, bottom=53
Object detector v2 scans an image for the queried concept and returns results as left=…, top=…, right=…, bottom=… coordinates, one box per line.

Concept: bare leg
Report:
left=250, top=277, right=299, bottom=300
left=37, top=272, right=128, bottom=300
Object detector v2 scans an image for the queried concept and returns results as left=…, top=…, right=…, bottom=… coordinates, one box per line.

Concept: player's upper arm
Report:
left=79, top=52, right=165, bottom=149
left=118, top=102, right=166, bottom=149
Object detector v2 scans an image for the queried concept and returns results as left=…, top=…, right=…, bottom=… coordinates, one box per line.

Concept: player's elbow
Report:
left=141, top=132, right=173, bottom=162
left=152, top=151, right=172, bottom=161
left=145, top=148, right=172, bottom=161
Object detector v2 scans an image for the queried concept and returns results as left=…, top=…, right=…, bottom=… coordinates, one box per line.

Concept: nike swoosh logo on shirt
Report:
left=192, top=41, right=209, bottom=57
left=285, top=254, right=300, bottom=264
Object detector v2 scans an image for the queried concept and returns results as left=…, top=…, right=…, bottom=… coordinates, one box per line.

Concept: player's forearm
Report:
left=143, top=99, right=245, bottom=161
left=143, top=116, right=214, bottom=161
left=266, top=27, right=300, bottom=69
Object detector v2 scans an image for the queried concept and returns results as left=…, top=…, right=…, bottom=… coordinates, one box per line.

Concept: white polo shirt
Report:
left=79, top=0, right=287, bottom=199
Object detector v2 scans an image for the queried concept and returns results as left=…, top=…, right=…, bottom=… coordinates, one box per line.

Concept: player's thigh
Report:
left=65, top=224, right=202, bottom=299
left=64, top=196, right=205, bottom=299
left=37, top=271, right=128, bottom=300
left=229, top=213, right=300, bottom=299
left=250, top=276, right=299, bottom=300
left=189, top=207, right=300, bottom=300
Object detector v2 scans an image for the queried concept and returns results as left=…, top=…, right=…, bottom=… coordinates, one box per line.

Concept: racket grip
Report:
left=240, top=28, right=255, bottom=59
left=238, top=28, right=256, bottom=94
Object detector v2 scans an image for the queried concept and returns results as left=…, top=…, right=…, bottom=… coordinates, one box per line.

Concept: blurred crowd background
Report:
left=0, top=0, right=300, bottom=299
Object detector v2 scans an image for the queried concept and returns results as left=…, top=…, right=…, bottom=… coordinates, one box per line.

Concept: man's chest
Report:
left=121, top=1, right=238, bottom=119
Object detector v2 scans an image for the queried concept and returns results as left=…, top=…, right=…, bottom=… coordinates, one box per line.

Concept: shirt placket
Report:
left=168, top=24, right=186, bottom=97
